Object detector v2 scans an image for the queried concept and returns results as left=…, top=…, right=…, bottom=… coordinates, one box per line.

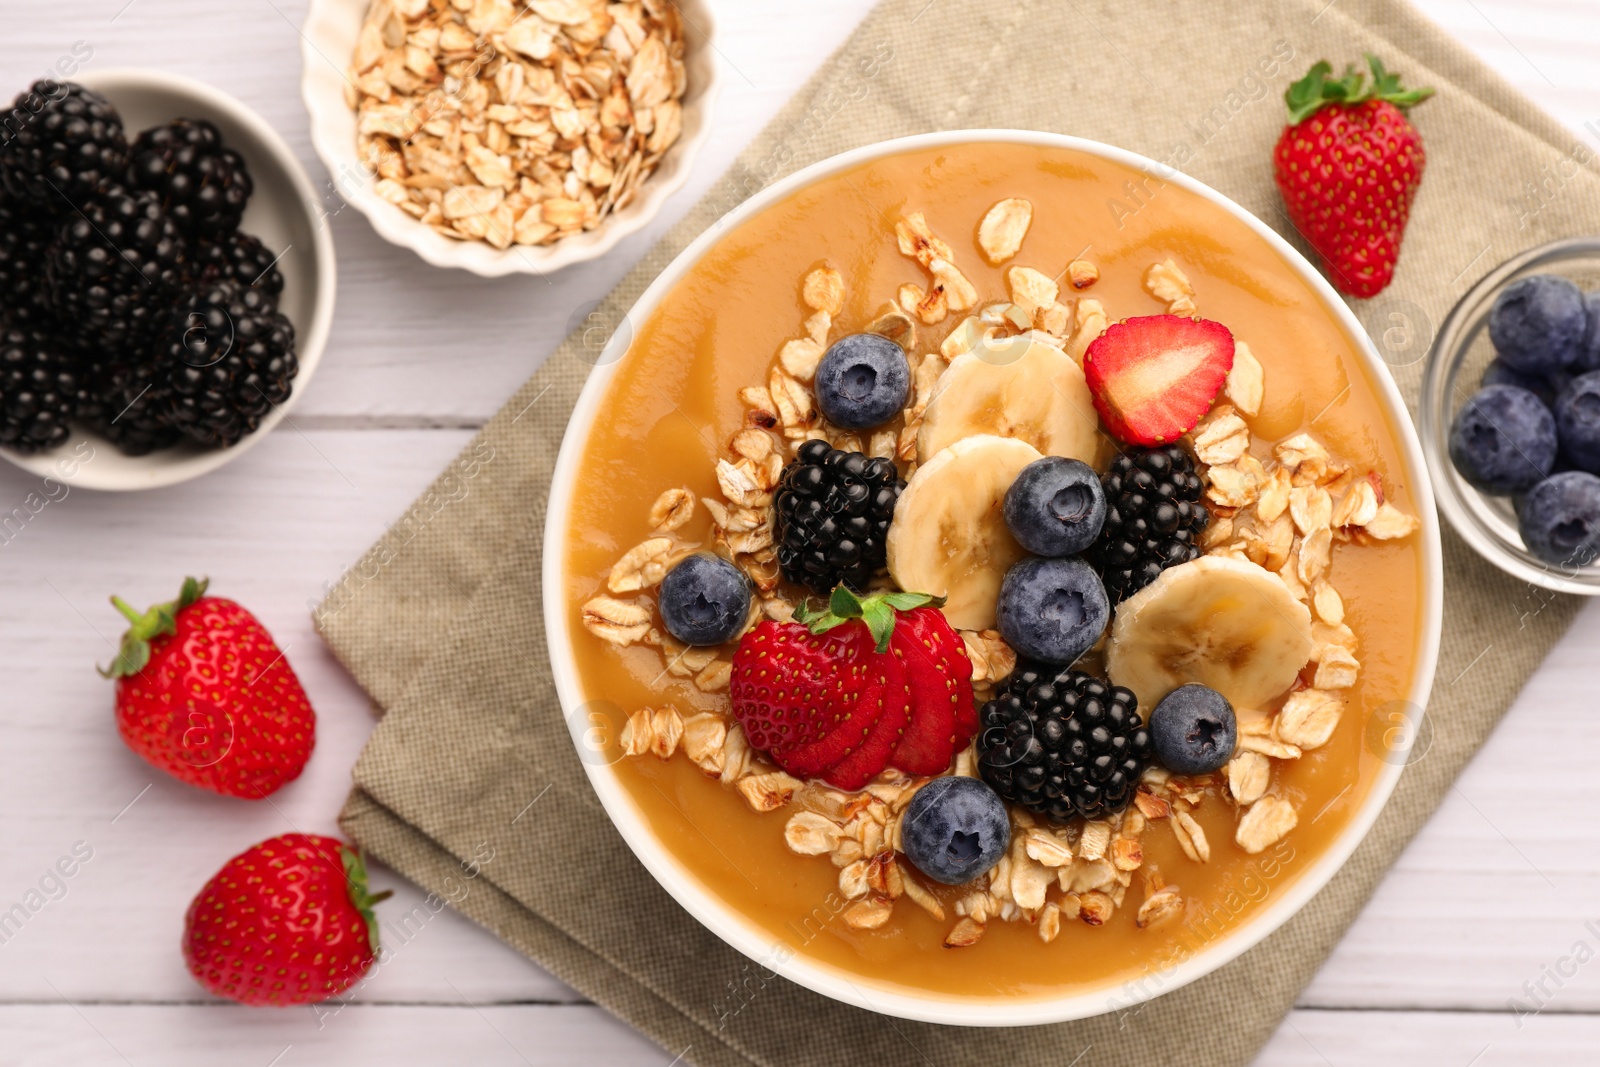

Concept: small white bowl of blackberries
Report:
left=1423, top=237, right=1600, bottom=593
left=0, top=71, right=333, bottom=490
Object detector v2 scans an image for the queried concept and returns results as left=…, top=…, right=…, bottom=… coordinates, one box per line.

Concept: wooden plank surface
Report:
left=1, top=0, right=1598, bottom=1062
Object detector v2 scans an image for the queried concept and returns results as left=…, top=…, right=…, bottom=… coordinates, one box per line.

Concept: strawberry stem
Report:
left=1285, top=53, right=1433, bottom=125
left=97, top=577, right=210, bottom=679
left=340, top=845, right=389, bottom=955
left=794, top=586, right=945, bottom=653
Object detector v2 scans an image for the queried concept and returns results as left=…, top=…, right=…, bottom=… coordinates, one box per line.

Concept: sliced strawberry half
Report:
left=821, top=635, right=910, bottom=790
left=887, top=606, right=975, bottom=776
left=1083, top=315, right=1235, bottom=446
left=730, top=620, right=879, bottom=777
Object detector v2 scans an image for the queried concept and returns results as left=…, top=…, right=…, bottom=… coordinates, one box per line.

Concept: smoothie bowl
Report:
left=543, top=131, right=1443, bottom=1025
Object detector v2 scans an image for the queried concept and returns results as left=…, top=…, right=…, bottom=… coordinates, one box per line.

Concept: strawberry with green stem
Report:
left=100, top=576, right=315, bottom=798
left=1273, top=53, right=1433, bottom=299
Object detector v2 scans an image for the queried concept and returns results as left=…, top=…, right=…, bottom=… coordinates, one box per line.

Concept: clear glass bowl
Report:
left=1419, top=236, right=1600, bottom=594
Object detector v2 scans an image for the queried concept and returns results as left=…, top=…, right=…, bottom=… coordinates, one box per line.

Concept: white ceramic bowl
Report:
left=299, top=0, right=720, bottom=277
left=543, top=131, right=1445, bottom=1026
left=0, top=69, right=336, bottom=492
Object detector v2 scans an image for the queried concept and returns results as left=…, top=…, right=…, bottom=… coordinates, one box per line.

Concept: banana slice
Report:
left=1105, top=556, right=1313, bottom=711
left=917, top=335, right=1101, bottom=464
left=887, top=434, right=1041, bottom=630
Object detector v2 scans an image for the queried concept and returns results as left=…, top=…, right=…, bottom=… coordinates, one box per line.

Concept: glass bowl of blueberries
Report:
left=1421, top=236, right=1600, bottom=593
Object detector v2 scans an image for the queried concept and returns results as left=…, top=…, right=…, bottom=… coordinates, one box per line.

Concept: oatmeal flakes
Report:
left=648, top=706, right=684, bottom=759
left=1079, top=891, right=1114, bottom=926
left=694, top=660, right=732, bottom=692
left=680, top=712, right=727, bottom=771
left=1289, top=486, right=1333, bottom=536
left=863, top=307, right=916, bottom=351
left=738, top=771, right=800, bottom=813
left=729, top=428, right=775, bottom=463
left=1257, top=466, right=1292, bottom=524
left=719, top=725, right=751, bottom=784
left=1206, top=459, right=1263, bottom=509
left=768, top=339, right=821, bottom=385
left=1037, top=301, right=1072, bottom=336
left=901, top=867, right=946, bottom=920
left=1010, top=854, right=1054, bottom=910
left=607, top=537, right=676, bottom=593
left=1237, top=795, right=1298, bottom=854
left=1239, top=734, right=1302, bottom=760
left=1313, top=646, right=1360, bottom=691
left=647, top=487, right=694, bottom=532
left=1006, top=267, right=1059, bottom=317
left=1226, top=751, right=1271, bottom=805
left=1193, top=411, right=1250, bottom=466
left=1069, top=259, right=1100, bottom=290
left=1297, top=526, right=1333, bottom=585
left=831, top=838, right=865, bottom=867
left=1277, top=688, right=1344, bottom=750
left=1200, top=514, right=1235, bottom=550
left=1172, top=811, right=1210, bottom=863
left=783, top=811, right=842, bottom=855
left=1077, top=820, right=1112, bottom=862
left=1134, top=789, right=1172, bottom=820
left=1068, top=297, right=1107, bottom=363
left=1277, top=549, right=1308, bottom=601
left=1312, top=620, right=1359, bottom=659
left=1111, top=836, right=1143, bottom=872
left=1333, top=479, right=1380, bottom=528
left=1022, top=827, right=1074, bottom=868
left=581, top=595, right=651, bottom=645
left=977, top=198, right=1033, bottom=264
left=1225, top=341, right=1265, bottom=416
left=1136, top=884, right=1184, bottom=928
left=868, top=430, right=897, bottom=460
left=843, top=898, right=893, bottom=930
left=1310, top=580, right=1344, bottom=626
left=944, top=916, right=986, bottom=947
left=1038, top=901, right=1062, bottom=942
left=802, top=266, right=846, bottom=315
left=940, top=316, right=987, bottom=359
left=1365, top=502, right=1420, bottom=540
left=839, top=859, right=871, bottom=899
left=1065, top=857, right=1117, bottom=894
left=930, top=258, right=978, bottom=312
left=1144, top=258, right=1196, bottom=313
left=1276, top=433, right=1330, bottom=483
left=660, top=634, right=716, bottom=677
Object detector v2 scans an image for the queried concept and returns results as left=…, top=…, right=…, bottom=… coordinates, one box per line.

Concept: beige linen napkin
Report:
left=319, top=1, right=1600, bottom=1063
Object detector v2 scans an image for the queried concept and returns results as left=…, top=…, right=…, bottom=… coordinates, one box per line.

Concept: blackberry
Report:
left=161, top=281, right=297, bottom=448
left=0, top=325, right=78, bottom=453
left=44, top=185, right=190, bottom=352
left=0, top=80, right=128, bottom=212
left=128, top=118, right=253, bottom=237
left=197, top=230, right=283, bottom=297
left=1087, top=444, right=1210, bottom=603
left=773, top=439, right=904, bottom=595
left=975, top=664, right=1152, bottom=823
left=0, top=190, right=56, bottom=326
left=87, top=353, right=181, bottom=456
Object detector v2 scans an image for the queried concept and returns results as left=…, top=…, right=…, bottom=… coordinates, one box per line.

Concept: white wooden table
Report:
left=2, top=2, right=1598, bottom=1062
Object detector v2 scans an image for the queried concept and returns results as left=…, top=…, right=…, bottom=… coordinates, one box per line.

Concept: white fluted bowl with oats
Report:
left=300, top=0, right=719, bottom=276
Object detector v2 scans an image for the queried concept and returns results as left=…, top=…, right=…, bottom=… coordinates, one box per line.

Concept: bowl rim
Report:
left=298, top=0, right=722, bottom=277
left=1420, top=235, right=1600, bottom=594
left=542, top=129, right=1444, bottom=1026
left=0, top=67, right=338, bottom=493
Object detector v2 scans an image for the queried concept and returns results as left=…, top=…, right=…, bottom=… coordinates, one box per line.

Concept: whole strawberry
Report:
left=100, top=577, right=315, bottom=798
left=184, top=834, right=389, bottom=1005
left=1273, top=54, right=1433, bottom=298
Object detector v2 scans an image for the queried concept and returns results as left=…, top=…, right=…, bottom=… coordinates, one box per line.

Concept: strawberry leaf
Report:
left=797, top=586, right=946, bottom=652
left=1284, top=54, right=1432, bottom=124
left=98, top=576, right=211, bottom=679
left=340, top=845, right=392, bottom=956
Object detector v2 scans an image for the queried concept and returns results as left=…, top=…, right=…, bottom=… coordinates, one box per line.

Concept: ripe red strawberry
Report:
left=733, top=587, right=976, bottom=786
left=100, top=577, right=315, bottom=798
left=730, top=620, right=885, bottom=776
left=887, top=606, right=976, bottom=776
left=183, top=834, right=389, bottom=1006
left=1273, top=54, right=1432, bottom=298
left=1083, top=315, right=1235, bottom=446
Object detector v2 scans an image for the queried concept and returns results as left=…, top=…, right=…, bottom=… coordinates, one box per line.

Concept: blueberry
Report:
left=1002, top=457, right=1106, bottom=557
left=813, top=333, right=910, bottom=429
left=1553, top=371, right=1600, bottom=473
left=1149, top=684, right=1237, bottom=775
left=1579, top=292, right=1600, bottom=373
left=900, top=776, right=1010, bottom=886
left=1519, top=471, right=1600, bottom=567
left=995, top=556, right=1109, bottom=665
left=657, top=554, right=752, bottom=646
left=1481, top=358, right=1566, bottom=408
left=1447, top=385, right=1556, bottom=494
left=1489, top=274, right=1587, bottom=374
